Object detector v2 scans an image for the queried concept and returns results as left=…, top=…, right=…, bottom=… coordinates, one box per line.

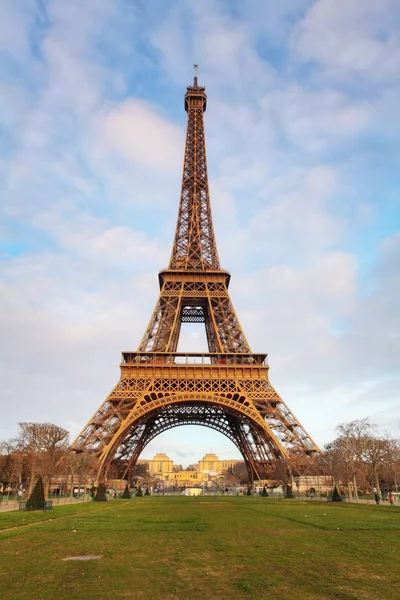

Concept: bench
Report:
left=19, top=500, right=53, bottom=511
left=327, top=496, right=345, bottom=502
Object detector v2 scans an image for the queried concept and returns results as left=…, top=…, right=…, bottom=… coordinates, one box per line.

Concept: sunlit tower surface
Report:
left=72, top=69, right=319, bottom=483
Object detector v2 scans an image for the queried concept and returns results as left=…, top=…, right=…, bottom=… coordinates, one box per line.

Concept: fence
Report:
left=0, top=493, right=91, bottom=513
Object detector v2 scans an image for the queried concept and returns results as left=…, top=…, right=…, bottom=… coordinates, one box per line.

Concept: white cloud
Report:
left=103, top=99, right=183, bottom=171
left=0, top=247, right=157, bottom=442
left=260, top=87, right=371, bottom=151
left=293, top=0, right=400, bottom=81
left=246, top=165, right=345, bottom=264
left=30, top=207, right=167, bottom=268
left=0, top=0, right=37, bottom=60
left=151, top=0, right=275, bottom=96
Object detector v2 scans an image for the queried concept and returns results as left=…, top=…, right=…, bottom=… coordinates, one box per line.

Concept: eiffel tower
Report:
left=72, top=68, right=319, bottom=483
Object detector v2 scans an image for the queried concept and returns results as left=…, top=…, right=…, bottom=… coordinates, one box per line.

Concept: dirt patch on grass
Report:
left=61, top=555, right=103, bottom=562
left=252, top=528, right=303, bottom=535
left=339, top=562, right=388, bottom=582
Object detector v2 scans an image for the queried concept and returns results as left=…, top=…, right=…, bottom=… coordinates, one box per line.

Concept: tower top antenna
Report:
left=193, top=64, right=199, bottom=87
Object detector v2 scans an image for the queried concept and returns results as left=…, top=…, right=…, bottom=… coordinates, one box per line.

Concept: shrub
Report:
left=121, top=484, right=131, bottom=499
left=332, top=486, right=342, bottom=502
left=26, top=476, right=46, bottom=511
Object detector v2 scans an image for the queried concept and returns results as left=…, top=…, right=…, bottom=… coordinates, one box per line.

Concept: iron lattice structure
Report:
left=72, top=73, right=319, bottom=482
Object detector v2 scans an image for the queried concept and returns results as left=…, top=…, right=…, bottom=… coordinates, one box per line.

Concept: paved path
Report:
left=0, top=496, right=90, bottom=513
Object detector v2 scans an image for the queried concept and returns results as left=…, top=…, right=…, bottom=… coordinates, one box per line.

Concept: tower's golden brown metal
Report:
left=71, top=72, right=319, bottom=482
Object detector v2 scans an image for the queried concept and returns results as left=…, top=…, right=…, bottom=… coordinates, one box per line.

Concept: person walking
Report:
left=374, top=490, right=380, bottom=505
left=388, top=492, right=394, bottom=506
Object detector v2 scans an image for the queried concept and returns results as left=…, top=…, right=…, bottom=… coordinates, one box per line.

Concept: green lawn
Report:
left=0, top=497, right=399, bottom=600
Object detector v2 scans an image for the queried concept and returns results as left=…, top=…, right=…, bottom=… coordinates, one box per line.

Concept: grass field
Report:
left=0, top=497, right=399, bottom=600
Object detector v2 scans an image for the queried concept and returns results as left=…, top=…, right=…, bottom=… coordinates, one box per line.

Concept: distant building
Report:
left=198, top=453, right=240, bottom=474
left=139, top=452, right=241, bottom=486
left=147, top=453, right=174, bottom=476
left=293, top=475, right=333, bottom=494
left=171, top=471, right=201, bottom=485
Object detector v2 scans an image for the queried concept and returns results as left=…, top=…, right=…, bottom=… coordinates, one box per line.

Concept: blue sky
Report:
left=1, top=0, right=399, bottom=466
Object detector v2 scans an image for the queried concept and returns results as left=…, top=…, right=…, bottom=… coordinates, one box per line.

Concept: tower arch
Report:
left=98, top=393, right=290, bottom=482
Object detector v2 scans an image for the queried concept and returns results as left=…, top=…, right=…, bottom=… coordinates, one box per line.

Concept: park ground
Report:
left=0, top=496, right=399, bottom=600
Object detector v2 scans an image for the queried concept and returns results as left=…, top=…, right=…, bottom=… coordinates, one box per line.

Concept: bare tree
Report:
left=62, top=450, right=98, bottom=497
left=269, top=458, right=298, bottom=497
left=18, top=423, right=69, bottom=496
left=334, top=419, right=372, bottom=501
left=362, top=435, right=395, bottom=499
left=64, top=451, right=82, bottom=497
left=77, top=452, right=99, bottom=496
left=326, top=419, right=398, bottom=500
left=0, top=439, right=27, bottom=495
left=232, top=461, right=249, bottom=484
left=319, top=443, right=346, bottom=492
left=221, top=469, right=240, bottom=487
left=380, top=441, right=400, bottom=493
